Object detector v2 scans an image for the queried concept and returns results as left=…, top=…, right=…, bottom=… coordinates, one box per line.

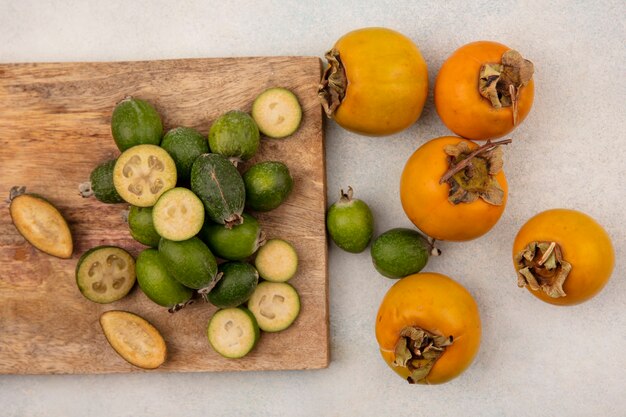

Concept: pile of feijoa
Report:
left=77, top=88, right=304, bottom=365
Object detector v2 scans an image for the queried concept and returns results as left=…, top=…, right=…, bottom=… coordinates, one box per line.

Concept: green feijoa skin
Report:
left=128, top=206, right=161, bottom=247
left=208, top=262, right=259, bottom=308
left=161, top=127, right=209, bottom=182
left=111, top=97, right=163, bottom=151
left=199, top=213, right=264, bottom=261
left=190, top=153, right=245, bottom=227
left=135, top=249, right=193, bottom=311
left=243, top=161, right=294, bottom=212
left=208, top=110, right=260, bottom=164
left=158, top=237, right=219, bottom=295
left=370, top=228, right=433, bottom=279
left=326, top=187, right=374, bottom=253
left=79, top=159, right=124, bottom=204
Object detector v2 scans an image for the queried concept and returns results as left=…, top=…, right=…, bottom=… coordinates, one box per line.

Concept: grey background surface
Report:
left=1, top=1, right=624, bottom=416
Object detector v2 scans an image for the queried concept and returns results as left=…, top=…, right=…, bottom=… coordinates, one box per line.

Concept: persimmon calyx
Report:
left=514, top=241, right=572, bottom=298
left=318, top=48, right=347, bottom=118
left=440, top=139, right=510, bottom=206
left=479, top=50, right=534, bottom=125
left=393, top=326, right=453, bottom=384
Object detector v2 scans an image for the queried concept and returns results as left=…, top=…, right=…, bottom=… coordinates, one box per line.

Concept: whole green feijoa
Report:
left=326, top=187, right=374, bottom=253
left=158, top=237, right=219, bottom=292
left=111, top=97, right=163, bottom=151
left=80, top=159, right=124, bottom=204
left=208, top=110, right=260, bottom=163
left=199, top=213, right=264, bottom=261
left=161, top=127, right=209, bottom=181
left=371, top=228, right=433, bottom=279
left=243, top=161, right=294, bottom=212
left=135, top=249, right=193, bottom=311
left=191, top=153, right=245, bottom=227
left=208, top=262, right=259, bottom=308
left=128, top=206, right=161, bottom=247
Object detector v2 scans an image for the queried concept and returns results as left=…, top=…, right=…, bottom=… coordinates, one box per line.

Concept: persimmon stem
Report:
left=439, top=138, right=512, bottom=184
left=537, top=242, right=557, bottom=266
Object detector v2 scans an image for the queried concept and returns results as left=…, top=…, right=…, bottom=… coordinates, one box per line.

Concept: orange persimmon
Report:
left=435, top=41, right=534, bottom=141
left=513, top=209, right=614, bottom=306
left=375, top=272, right=481, bottom=384
left=318, top=27, right=428, bottom=136
left=400, top=136, right=508, bottom=241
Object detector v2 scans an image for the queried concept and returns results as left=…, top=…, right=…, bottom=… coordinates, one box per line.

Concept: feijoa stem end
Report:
left=78, top=181, right=94, bottom=198
left=7, top=186, right=27, bottom=203
left=339, top=186, right=354, bottom=203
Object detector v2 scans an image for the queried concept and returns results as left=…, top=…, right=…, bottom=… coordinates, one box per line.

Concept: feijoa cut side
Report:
left=76, top=246, right=136, bottom=303
left=158, top=237, right=219, bottom=292
left=252, top=87, right=302, bottom=138
left=199, top=213, right=264, bottom=261
left=371, top=228, right=432, bottom=279
left=190, top=153, right=245, bottom=227
left=113, top=144, right=177, bottom=207
left=8, top=187, right=73, bottom=259
left=135, top=249, right=193, bottom=310
left=79, top=159, right=124, bottom=204
left=254, top=238, right=298, bottom=282
left=100, top=310, right=167, bottom=369
left=111, top=97, right=163, bottom=151
left=152, top=188, right=204, bottom=241
left=161, top=127, right=209, bottom=182
left=128, top=206, right=161, bottom=247
left=243, top=161, right=294, bottom=212
left=208, top=110, right=260, bottom=163
left=326, top=187, right=374, bottom=253
left=208, top=262, right=259, bottom=308
left=207, top=307, right=260, bottom=359
left=248, top=282, right=300, bottom=332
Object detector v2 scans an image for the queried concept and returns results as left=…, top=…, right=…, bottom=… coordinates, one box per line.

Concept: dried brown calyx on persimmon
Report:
left=393, top=326, right=453, bottom=384
left=514, top=241, right=572, bottom=298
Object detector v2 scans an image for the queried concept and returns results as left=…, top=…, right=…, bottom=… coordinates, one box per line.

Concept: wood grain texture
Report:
left=0, top=57, right=328, bottom=374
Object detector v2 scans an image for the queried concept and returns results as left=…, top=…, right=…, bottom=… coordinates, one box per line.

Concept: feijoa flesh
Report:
left=207, top=307, right=260, bottom=359
left=113, top=144, right=177, bottom=207
left=158, top=237, right=219, bottom=295
left=76, top=246, right=136, bottom=303
left=243, top=161, right=294, bottom=212
left=208, top=110, right=260, bottom=164
left=254, top=238, right=298, bottom=282
left=248, top=281, right=300, bottom=332
left=191, top=153, right=245, bottom=227
left=100, top=310, right=167, bottom=369
left=111, top=97, right=163, bottom=151
left=370, top=228, right=432, bottom=279
left=208, top=262, right=259, bottom=308
left=199, top=212, right=264, bottom=261
left=161, top=127, right=209, bottom=182
left=79, top=159, right=124, bottom=204
left=128, top=206, right=161, bottom=247
left=251, top=87, right=302, bottom=138
left=152, top=187, right=205, bottom=241
left=8, top=186, right=73, bottom=259
left=136, top=248, right=193, bottom=311
left=326, top=187, right=374, bottom=253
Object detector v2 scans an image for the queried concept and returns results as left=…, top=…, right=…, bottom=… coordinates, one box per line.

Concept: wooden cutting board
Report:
left=0, top=57, right=328, bottom=374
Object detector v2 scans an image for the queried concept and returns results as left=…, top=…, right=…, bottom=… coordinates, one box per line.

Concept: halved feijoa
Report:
left=76, top=246, right=136, bottom=303
left=207, top=307, right=260, bottom=359
left=251, top=87, right=302, bottom=138
left=79, top=159, right=124, bottom=204
left=111, top=97, right=163, bottom=151
left=158, top=237, right=219, bottom=293
left=152, top=187, right=204, bottom=241
left=254, top=238, right=298, bottom=282
left=128, top=206, right=161, bottom=247
left=100, top=310, right=167, bottom=369
left=247, top=281, right=300, bottom=332
left=208, top=110, right=260, bottom=163
left=8, top=186, right=73, bottom=259
left=208, top=262, right=259, bottom=308
left=136, top=248, right=193, bottom=311
left=190, top=153, right=245, bottom=227
left=243, top=161, right=293, bottom=212
left=199, top=212, right=264, bottom=261
left=160, top=127, right=209, bottom=181
left=113, top=144, right=177, bottom=207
